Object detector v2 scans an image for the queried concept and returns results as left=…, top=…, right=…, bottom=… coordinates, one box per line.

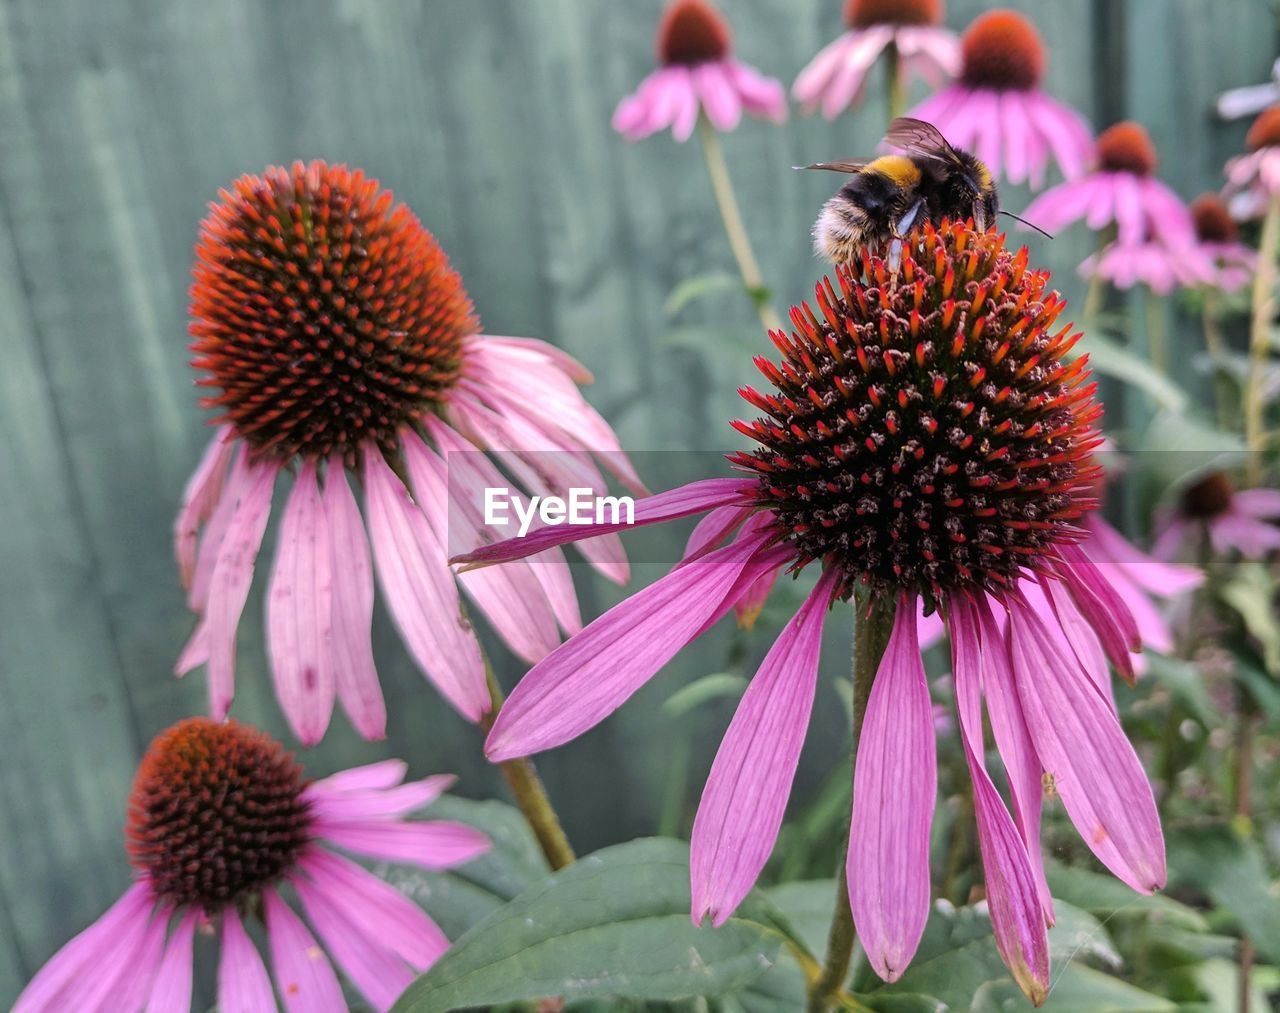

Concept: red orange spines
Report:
left=960, top=9, right=1045, bottom=91
left=189, top=161, right=475, bottom=462
left=844, top=0, right=943, bottom=28
left=127, top=718, right=312, bottom=910
left=730, top=221, right=1098, bottom=604
left=657, top=0, right=732, bottom=66
left=1095, top=122, right=1158, bottom=176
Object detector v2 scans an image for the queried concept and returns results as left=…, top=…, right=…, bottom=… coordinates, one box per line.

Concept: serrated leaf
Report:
left=392, top=838, right=790, bottom=1011
left=663, top=672, right=747, bottom=717
left=1044, top=858, right=1208, bottom=931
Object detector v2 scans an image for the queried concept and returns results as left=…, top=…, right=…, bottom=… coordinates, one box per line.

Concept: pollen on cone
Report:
left=960, top=9, right=1045, bottom=91
left=1095, top=122, right=1158, bottom=176
left=844, top=0, right=943, bottom=29
left=189, top=160, right=476, bottom=462
left=1246, top=106, right=1280, bottom=151
left=1190, top=193, right=1240, bottom=243
left=657, top=0, right=732, bottom=66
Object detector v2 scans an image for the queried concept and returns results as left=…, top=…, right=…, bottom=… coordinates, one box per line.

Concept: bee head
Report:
left=956, top=155, right=998, bottom=231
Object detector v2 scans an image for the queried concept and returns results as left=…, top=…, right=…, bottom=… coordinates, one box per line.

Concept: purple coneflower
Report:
left=905, top=10, right=1092, bottom=188
left=612, top=0, right=787, bottom=142
left=1225, top=106, right=1280, bottom=219
left=455, top=222, right=1166, bottom=1001
left=175, top=162, right=641, bottom=743
left=1190, top=193, right=1257, bottom=293
left=793, top=0, right=960, bottom=120
left=1155, top=471, right=1280, bottom=560
left=15, top=717, right=487, bottom=1012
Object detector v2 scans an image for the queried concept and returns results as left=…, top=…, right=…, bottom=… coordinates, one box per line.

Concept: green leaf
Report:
left=1168, top=824, right=1280, bottom=964
left=392, top=839, right=790, bottom=1011
left=665, top=272, right=744, bottom=316
left=1219, top=563, right=1280, bottom=674
left=1191, top=958, right=1280, bottom=1013
left=764, top=880, right=838, bottom=959
left=1044, top=857, right=1208, bottom=931
left=1141, top=655, right=1223, bottom=729
left=860, top=996, right=946, bottom=1012
left=663, top=672, right=747, bottom=718
left=1075, top=332, right=1188, bottom=412
left=974, top=963, right=1175, bottom=1011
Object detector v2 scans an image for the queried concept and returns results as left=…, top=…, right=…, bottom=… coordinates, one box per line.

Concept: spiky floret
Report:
left=657, top=0, right=732, bottom=66
left=1095, top=122, right=1158, bottom=176
left=845, top=0, right=943, bottom=29
left=731, top=220, right=1101, bottom=605
left=1190, top=193, right=1240, bottom=243
left=127, top=718, right=312, bottom=910
left=190, top=161, right=476, bottom=462
left=960, top=9, right=1045, bottom=91
left=1246, top=106, right=1280, bottom=151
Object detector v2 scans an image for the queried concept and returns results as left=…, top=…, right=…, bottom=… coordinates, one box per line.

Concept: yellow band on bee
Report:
left=867, top=155, right=922, bottom=187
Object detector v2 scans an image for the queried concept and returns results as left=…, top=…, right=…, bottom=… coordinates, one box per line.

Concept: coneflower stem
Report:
left=1245, top=194, right=1280, bottom=483
left=1202, top=292, right=1234, bottom=429
left=697, top=115, right=786, bottom=334
left=808, top=592, right=896, bottom=1013
left=886, top=43, right=907, bottom=122
left=1145, top=291, right=1169, bottom=375
left=482, top=664, right=576, bottom=871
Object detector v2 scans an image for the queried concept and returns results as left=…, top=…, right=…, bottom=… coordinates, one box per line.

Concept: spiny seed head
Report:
left=127, top=718, right=312, bottom=911
left=190, top=161, right=476, bottom=463
left=1190, top=193, right=1239, bottom=244
left=1181, top=470, right=1234, bottom=519
left=960, top=9, right=1045, bottom=91
left=731, top=220, right=1101, bottom=605
left=657, top=0, right=732, bottom=66
left=1247, top=106, right=1280, bottom=151
left=845, top=0, right=944, bottom=29
left=1095, top=122, right=1158, bottom=176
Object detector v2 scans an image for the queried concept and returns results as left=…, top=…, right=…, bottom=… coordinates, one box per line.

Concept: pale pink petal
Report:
left=1033, top=95, right=1093, bottom=180
left=316, top=759, right=406, bottom=792
left=267, top=460, right=336, bottom=745
left=317, top=819, right=490, bottom=868
left=971, top=91, right=1004, bottom=177
left=695, top=62, right=742, bottom=132
left=1085, top=515, right=1203, bottom=597
left=848, top=595, right=936, bottom=982
left=671, top=69, right=701, bottom=141
left=363, top=449, right=488, bottom=722
left=480, top=335, right=593, bottom=383
left=1031, top=577, right=1114, bottom=705
left=145, top=911, right=197, bottom=1013
left=323, top=461, right=386, bottom=740
left=485, top=528, right=780, bottom=761
left=206, top=460, right=278, bottom=719
left=188, top=446, right=253, bottom=612
left=1212, top=512, right=1280, bottom=556
left=1055, top=543, right=1140, bottom=680
left=684, top=505, right=753, bottom=563
left=725, top=60, right=788, bottom=122
left=1008, top=595, right=1165, bottom=893
left=1235, top=487, right=1280, bottom=519
left=264, top=890, right=344, bottom=1012
left=174, top=427, right=234, bottom=590
left=691, top=569, right=838, bottom=925
left=897, top=26, right=961, bottom=78
left=305, top=774, right=456, bottom=823
left=916, top=599, right=945, bottom=651
left=1151, top=516, right=1191, bottom=561
left=821, top=25, right=894, bottom=119
left=793, top=33, right=852, bottom=108
left=999, top=91, right=1032, bottom=186
left=733, top=566, right=779, bottom=629
left=218, top=909, right=275, bottom=1013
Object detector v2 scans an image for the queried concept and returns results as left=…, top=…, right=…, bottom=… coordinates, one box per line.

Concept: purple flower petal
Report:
left=219, top=908, right=275, bottom=1013
left=174, top=426, right=234, bottom=590
left=695, top=62, right=743, bottom=132
left=264, top=889, right=345, bottom=1012
left=317, top=819, right=490, bottom=869
left=145, top=910, right=197, bottom=1013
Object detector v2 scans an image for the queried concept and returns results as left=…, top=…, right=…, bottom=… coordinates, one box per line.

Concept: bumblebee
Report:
left=807, top=117, right=1000, bottom=268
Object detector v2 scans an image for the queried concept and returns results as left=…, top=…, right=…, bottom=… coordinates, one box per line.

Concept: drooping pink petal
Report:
left=188, top=445, right=253, bottom=612
left=793, top=32, right=851, bottom=108
left=1031, top=576, right=1114, bottom=705
left=1085, top=515, right=1203, bottom=597
left=684, top=504, right=753, bottom=563
left=1211, top=512, right=1280, bottom=556
left=949, top=595, right=1050, bottom=1003
left=848, top=595, right=936, bottom=983
left=317, top=819, right=490, bottom=869
left=267, top=459, right=336, bottom=745
left=481, top=335, right=594, bottom=383
left=263, top=889, right=345, bottom=1012
left=733, top=565, right=779, bottom=629
left=363, top=448, right=488, bottom=722
left=218, top=908, right=276, bottom=1013
left=725, top=60, right=787, bottom=122
left=314, top=758, right=407, bottom=792
left=1235, top=487, right=1280, bottom=518
left=145, top=910, right=198, bottom=1013
left=306, top=774, right=456, bottom=827
left=1054, top=543, right=1140, bottom=680
left=820, top=25, right=893, bottom=119
left=111, top=905, right=168, bottom=1013
left=485, top=528, right=782, bottom=761
left=671, top=68, right=701, bottom=141
left=695, top=62, right=743, bottom=132
left=323, top=460, right=386, bottom=740
left=1007, top=595, right=1165, bottom=894
left=174, top=426, right=235, bottom=590
left=205, top=459, right=278, bottom=719
left=916, top=598, right=945, bottom=651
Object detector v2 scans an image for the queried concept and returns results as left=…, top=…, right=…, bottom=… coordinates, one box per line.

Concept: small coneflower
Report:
left=1189, top=193, right=1257, bottom=293
left=612, top=0, right=787, bottom=142
left=455, top=221, right=1165, bottom=1002
left=1225, top=106, right=1280, bottom=219
left=906, top=9, right=1093, bottom=188
left=15, top=717, right=487, bottom=1013
left=793, top=0, right=960, bottom=120
left=1154, top=470, right=1280, bottom=560
left=175, top=162, right=642, bottom=743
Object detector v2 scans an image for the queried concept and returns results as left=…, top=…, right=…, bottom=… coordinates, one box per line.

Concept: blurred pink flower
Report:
left=1225, top=106, right=1280, bottom=219
left=1079, top=240, right=1216, bottom=295
left=793, top=0, right=959, bottom=119
left=176, top=162, right=641, bottom=743
left=1190, top=194, right=1257, bottom=292
left=15, top=718, right=488, bottom=1013
left=612, top=0, right=787, bottom=142
left=906, top=9, right=1092, bottom=188
left=1155, top=471, right=1280, bottom=560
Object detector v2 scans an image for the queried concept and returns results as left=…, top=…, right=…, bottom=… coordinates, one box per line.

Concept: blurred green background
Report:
left=0, top=0, right=1276, bottom=1005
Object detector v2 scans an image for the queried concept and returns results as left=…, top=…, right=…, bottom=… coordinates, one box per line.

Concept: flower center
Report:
left=732, top=221, right=1100, bottom=604
left=1095, top=122, right=1158, bottom=176
left=960, top=10, right=1044, bottom=91
left=189, top=161, right=476, bottom=462
left=844, top=0, right=943, bottom=29
left=657, top=0, right=732, bottom=66
left=1247, top=106, right=1280, bottom=151
left=127, top=718, right=312, bottom=910
left=1181, top=471, right=1234, bottom=519
left=1190, top=193, right=1239, bottom=244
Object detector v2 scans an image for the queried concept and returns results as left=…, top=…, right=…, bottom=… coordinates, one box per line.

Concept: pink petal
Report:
left=725, top=60, right=788, bottom=122
left=793, top=33, right=851, bottom=108
left=1212, top=512, right=1280, bottom=556
left=323, top=461, right=386, bottom=740
left=821, top=25, right=893, bottom=119
left=695, top=62, right=743, bottom=132
left=1007, top=595, right=1166, bottom=893
left=999, top=91, right=1032, bottom=186
left=670, top=69, right=700, bottom=141
left=916, top=598, right=945, bottom=651
left=684, top=504, right=753, bottom=563
left=848, top=595, right=936, bottom=982
left=305, top=773, right=456, bottom=823
left=317, top=819, right=490, bottom=868
left=690, top=569, right=838, bottom=925
left=205, top=459, right=278, bottom=719
left=1033, top=95, right=1093, bottom=181
left=316, top=759, right=407, bottom=792
left=218, top=909, right=275, bottom=1013
left=481, top=335, right=594, bottom=383
left=1235, top=487, right=1280, bottom=519
left=145, top=911, right=197, bottom=1013
left=733, top=566, right=779, bottom=629
left=363, top=448, right=488, bottom=722
left=485, top=528, right=781, bottom=761
left=174, top=427, right=234, bottom=590
left=1055, top=543, right=1140, bottom=680
left=264, top=889, right=345, bottom=1012
left=267, top=460, right=336, bottom=745
left=188, top=445, right=253, bottom=612
left=1084, top=515, right=1203, bottom=597
left=1032, top=576, right=1114, bottom=705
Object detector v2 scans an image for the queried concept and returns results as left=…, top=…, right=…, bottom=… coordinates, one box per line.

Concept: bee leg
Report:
left=888, top=199, right=926, bottom=272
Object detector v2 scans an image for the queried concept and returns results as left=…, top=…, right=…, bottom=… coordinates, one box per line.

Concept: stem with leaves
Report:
left=808, top=591, right=897, bottom=1013
left=1246, top=194, right=1280, bottom=483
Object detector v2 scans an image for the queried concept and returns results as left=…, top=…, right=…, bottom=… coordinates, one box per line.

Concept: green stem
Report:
left=808, top=592, right=897, bottom=1013
left=1246, top=195, right=1280, bottom=484
left=886, top=43, right=906, bottom=122
left=1145, top=290, right=1169, bottom=375
left=697, top=115, right=786, bottom=334
left=1082, top=227, right=1115, bottom=330
left=1202, top=292, right=1235, bottom=430
left=483, top=664, right=576, bottom=870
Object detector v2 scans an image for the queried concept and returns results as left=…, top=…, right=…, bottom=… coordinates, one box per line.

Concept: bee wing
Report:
left=798, top=159, right=869, bottom=173
left=883, top=117, right=964, bottom=166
